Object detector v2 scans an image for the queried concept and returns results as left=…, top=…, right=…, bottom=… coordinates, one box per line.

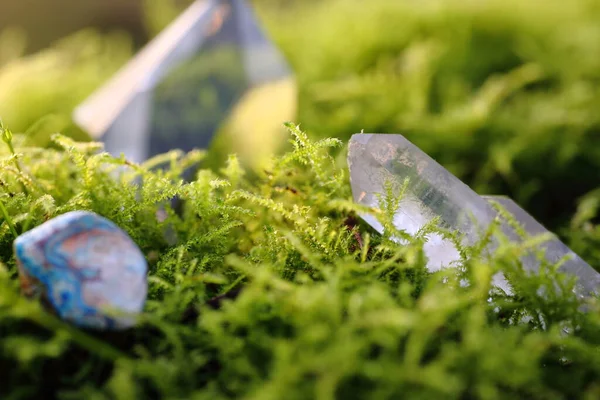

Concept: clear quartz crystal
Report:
left=348, top=133, right=599, bottom=297
left=73, top=0, right=296, bottom=169
left=483, top=195, right=600, bottom=297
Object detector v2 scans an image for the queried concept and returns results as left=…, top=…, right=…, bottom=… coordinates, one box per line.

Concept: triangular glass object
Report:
left=348, top=133, right=599, bottom=297
left=73, top=0, right=296, bottom=169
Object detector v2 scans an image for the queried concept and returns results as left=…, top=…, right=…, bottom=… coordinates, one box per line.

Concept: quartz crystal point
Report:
left=73, top=0, right=296, bottom=168
left=14, top=211, right=148, bottom=330
left=348, top=133, right=600, bottom=297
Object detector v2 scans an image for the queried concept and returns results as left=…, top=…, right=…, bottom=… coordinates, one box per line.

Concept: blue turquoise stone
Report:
left=13, top=211, right=148, bottom=330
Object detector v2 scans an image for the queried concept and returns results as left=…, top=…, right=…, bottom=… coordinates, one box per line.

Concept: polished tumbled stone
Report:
left=14, top=211, right=148, bottom=330
left=348, top=133, right=599, bottom=297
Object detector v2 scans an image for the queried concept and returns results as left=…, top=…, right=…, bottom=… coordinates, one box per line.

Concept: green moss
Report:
left=1, top=0, right=600, bottom=397
left=0, top=122, right=599, bottom=399
left=255, top=0, right=600, bottom=231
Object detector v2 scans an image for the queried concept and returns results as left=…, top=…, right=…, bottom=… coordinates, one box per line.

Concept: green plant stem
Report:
left=1, top=124, right=30, bottom=196
left=219, top=274, right=246, bottom=296
left=0, top=198, right=18, bottom=238
left=5, top=140, right=19, bottom=170
left=9, top=156, right=30, bottom=197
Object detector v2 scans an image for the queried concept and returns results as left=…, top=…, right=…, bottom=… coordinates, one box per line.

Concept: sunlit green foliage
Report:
left=1, top=0, right=600, bottom=397
left=3, top=0, right=599, bottom=229
left=1, top=122, right=599, bottom=399
left=0, top=28, right=132, bottom=139
left=256, top=0, right=600, bottom=230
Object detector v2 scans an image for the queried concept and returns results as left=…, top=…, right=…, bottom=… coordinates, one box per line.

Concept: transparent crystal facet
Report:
left=348, top=133, right=498, bottom=261
left=348, top=133, right=600, bottom=297
left=73, top=0, right=296, bottom=168
left=483, top=195, right=600, bottom=297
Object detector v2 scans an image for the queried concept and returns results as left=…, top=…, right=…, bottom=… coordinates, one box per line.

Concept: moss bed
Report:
left=1, top=0, right=600, bottom=398
left=0, top=123, right=598, bottom=399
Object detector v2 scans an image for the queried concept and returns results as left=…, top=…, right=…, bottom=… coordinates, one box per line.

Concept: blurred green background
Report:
left=1, top=0, right=599, bottom=257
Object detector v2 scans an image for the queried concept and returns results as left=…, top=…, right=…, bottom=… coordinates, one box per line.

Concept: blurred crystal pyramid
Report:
left=348, top=133, right=600, bottom=297
left=73, top=0, right=296, bottom=168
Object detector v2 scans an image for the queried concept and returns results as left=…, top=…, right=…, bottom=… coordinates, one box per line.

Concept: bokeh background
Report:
left=1, top=0, right=599, bottom=263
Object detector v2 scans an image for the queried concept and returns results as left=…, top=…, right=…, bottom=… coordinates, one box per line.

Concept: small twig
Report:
left=206, top=287, right=243, bottom=310
left=344, top=215, right=364, bottom=249
left=274, top=185, right=299, bottom=195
